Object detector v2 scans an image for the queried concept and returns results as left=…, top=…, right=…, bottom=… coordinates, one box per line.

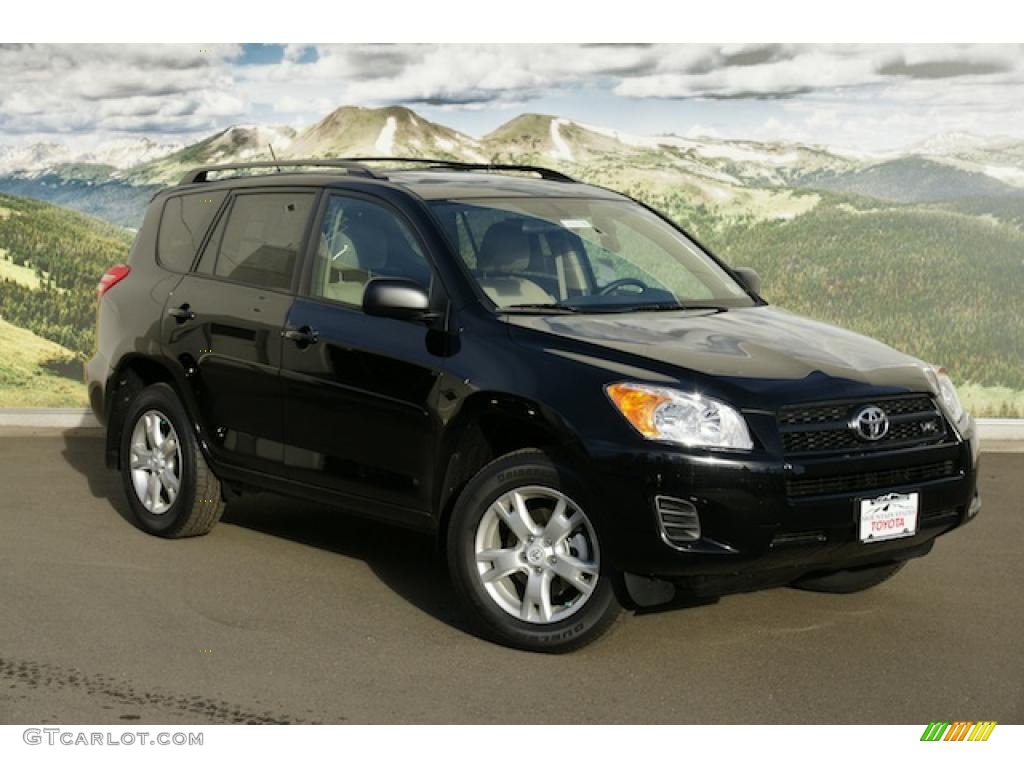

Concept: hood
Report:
left=506, top=306, right=936, bottom=402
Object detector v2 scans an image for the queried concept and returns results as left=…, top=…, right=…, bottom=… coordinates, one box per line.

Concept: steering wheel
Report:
left=598, top=277, right=648, bottom=296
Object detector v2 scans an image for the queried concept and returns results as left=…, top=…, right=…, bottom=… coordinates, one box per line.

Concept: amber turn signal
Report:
left=605, top=383, right=671, bottom=438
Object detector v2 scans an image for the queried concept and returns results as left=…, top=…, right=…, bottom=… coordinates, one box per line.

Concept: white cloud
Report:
left=0, top=44, right=246, bottom=136
left=2, top=44, right=1024, bottom=152
left=614, top=45, right=1024, bottom=100
left=258, top=44, right=662, bottom=105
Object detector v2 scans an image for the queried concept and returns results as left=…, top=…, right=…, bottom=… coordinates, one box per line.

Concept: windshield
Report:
left=429, top=197, right=755, bottom=312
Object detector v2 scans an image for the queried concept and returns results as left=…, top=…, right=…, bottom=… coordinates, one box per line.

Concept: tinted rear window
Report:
left=157, top=191, right=227, bottom=272
left=213, top=192, right=315, bottom=290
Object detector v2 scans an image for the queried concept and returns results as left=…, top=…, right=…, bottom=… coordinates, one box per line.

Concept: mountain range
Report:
left=1, top=105, right=1022, bottom=228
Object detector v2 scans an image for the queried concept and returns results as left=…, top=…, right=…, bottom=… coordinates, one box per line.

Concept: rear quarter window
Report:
left=156, top=191, right=228, bottom=272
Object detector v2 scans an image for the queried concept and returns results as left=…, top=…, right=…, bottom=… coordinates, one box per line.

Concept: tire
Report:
left=447, top=449, right=622, bottom=652
left=119, top=383, right=224, bottom=538
left=792, top=561, right=906, bottom=594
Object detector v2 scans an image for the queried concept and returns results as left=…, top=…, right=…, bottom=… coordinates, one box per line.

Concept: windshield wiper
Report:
left=497, top=303, right=582, bottom=315
left=498, top=302, right=732, bottom=315
left=667, top=303, right=731, bottom=313
left=583, top=302, right=731, bottom=314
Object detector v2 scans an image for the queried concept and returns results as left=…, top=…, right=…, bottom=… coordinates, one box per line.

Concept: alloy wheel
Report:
left=474, top=486, right=600, bottom=624
left=129, top=409, right=182, bottom=515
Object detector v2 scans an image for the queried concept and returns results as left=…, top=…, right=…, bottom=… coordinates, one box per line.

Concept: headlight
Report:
left=931, top=366, right=966, bottom=423
left=606, top=383, right=754, bottom=450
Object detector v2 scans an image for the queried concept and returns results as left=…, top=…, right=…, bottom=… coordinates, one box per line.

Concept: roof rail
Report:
left=338, top=157, right=577, bottom=183
left=179, top=159, right=382, bottom=185
left=178, top=157, right=577, bottom=186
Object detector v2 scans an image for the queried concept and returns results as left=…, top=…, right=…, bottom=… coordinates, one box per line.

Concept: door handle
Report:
left=167, top=303, right=196, bottom=323
left=281, top=326, right=320, bottom=346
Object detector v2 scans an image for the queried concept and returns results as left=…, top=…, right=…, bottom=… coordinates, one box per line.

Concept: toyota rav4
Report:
left=88, top=158, right=981, bottom=652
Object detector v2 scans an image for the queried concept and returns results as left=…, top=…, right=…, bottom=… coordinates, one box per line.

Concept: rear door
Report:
left=162, top=188, right=317, bottom=475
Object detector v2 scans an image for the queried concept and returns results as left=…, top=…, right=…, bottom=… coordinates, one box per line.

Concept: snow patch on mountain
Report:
left=375, top=116, right=397, bottom=154
left=81, top=137, right=184, bottom=169
left=979, top=164, right=1024, bottom=186
left=549, top=118, right=573, bottom=161
left=0, top=143, right=74, bottom=175
left=913, top=132, right=995, bottom=157
left=694, top=143, right=799, bottom=166
left=576, top=123, right=704, bottom=152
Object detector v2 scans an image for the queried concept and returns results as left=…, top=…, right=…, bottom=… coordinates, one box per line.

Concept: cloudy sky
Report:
left=2, top=43, right=1023, bottom=151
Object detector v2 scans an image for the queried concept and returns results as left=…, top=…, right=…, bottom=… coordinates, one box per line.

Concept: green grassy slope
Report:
left=0, top=318, right=87, bottom=407
left=0, top=194, right=132, bottom=405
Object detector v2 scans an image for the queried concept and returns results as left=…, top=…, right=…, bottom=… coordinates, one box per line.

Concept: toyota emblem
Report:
left=851, top=405, right=889, bottom=441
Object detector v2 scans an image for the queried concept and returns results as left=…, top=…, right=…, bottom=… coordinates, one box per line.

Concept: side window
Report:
left=211, top=192, right=315, bottom=290
left=157, top=191, right=227, bottom=272
left=312, top=195, right=432, bottom=307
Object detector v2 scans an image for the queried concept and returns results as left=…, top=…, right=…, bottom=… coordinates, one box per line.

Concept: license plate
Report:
left=859, top=492, right=919, bottom=543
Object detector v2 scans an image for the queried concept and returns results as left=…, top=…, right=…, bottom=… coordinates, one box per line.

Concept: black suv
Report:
left=88, top=158, right=980, bottom=652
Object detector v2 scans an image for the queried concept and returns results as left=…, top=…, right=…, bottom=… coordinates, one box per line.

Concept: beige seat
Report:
left=476, top=221, right=554, bottom=306
left=321, top=219, right=390, bottom=306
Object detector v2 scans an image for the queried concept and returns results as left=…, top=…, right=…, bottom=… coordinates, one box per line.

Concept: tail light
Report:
left=97, top=264, right=130, bottom=298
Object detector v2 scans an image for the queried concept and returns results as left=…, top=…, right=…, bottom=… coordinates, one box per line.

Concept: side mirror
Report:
left=733, top=267, right=762, bottom=296
left=362, top=277, right=438, bottom=323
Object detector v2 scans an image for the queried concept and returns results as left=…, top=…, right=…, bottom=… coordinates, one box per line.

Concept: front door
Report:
left=280, top=192, right=442, bottom=516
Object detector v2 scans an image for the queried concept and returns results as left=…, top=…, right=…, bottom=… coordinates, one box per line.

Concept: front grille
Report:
left=778, top=395, right=947, bottom=455
left=785, top=459, right=958, bottom=498
left=655, top=496, right=701, bottom=546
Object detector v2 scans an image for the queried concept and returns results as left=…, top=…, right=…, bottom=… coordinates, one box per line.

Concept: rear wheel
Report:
left=119, top=383, right=224, bottom=538
left=447, top=449, right=621, bottom=652
left=792, top=561, right=906, bottom=594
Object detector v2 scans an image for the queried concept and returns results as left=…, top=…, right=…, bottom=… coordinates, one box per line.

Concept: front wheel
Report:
left=447, top=449, right=621, bottom=652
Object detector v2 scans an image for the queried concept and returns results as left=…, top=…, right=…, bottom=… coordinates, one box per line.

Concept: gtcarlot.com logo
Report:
left=23, top=728, right=203, bottom=747
left=921, top=721, right=997, bottom=742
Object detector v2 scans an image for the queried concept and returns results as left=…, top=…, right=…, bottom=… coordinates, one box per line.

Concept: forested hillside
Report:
left=709, top=199, right=1024, bottom=391
left=0, top=194, right=133, bottom=362
left=0, top=174, right=157, bottom=228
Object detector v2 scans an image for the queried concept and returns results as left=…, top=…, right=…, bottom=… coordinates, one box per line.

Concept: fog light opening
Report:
left=655, top=496, right=701, bottom=547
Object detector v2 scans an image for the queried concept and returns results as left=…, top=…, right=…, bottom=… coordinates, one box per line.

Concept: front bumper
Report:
left=585, top=420, right=979, bottom=588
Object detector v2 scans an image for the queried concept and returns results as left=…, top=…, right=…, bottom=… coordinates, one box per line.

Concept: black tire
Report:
left=792, top=561, right=906, bottom=594
left=447, top=449, right=622, bottom=653
left=119, top=383, right=224, bottom=538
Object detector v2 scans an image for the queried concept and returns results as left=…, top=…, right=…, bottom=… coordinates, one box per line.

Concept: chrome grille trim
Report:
left=778, top=394, right=948, bottom=455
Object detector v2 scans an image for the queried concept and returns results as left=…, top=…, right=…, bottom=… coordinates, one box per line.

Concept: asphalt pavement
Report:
left=1, top=432, right=1021, bottom=724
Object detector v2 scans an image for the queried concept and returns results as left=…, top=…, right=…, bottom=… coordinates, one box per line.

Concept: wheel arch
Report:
left=104, top=354, right=206, bottom=470
left=434, top=391, right=589, bottom=545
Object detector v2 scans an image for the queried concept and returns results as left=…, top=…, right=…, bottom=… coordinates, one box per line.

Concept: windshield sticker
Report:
left=560, top=219, right=593, bottom=229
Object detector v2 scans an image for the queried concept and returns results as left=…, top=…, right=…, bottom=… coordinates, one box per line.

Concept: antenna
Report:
left=268, top=144, right=282, bottom=173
